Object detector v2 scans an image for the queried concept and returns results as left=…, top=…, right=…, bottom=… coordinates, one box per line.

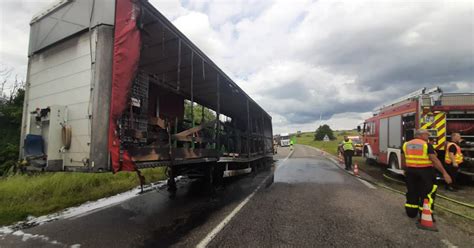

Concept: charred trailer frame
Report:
left=20, top=0, right=273, bottom=186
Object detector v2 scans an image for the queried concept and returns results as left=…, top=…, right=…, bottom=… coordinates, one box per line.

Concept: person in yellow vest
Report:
left=341, top=136, right=355, bottom=170
left=402, top=129, right=452, bottom=219
left=444, top=132, right=464, bottom=191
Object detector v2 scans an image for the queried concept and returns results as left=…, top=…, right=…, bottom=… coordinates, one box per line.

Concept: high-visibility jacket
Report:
left=445, top=142, right=463, bottom=165
left=402, top=139, right=433, bottom=168
left=342, top=140, right=354, bottom=151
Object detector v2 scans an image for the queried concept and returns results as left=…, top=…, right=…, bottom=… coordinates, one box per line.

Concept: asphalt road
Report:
left=1, top=145, right=473, bottom=247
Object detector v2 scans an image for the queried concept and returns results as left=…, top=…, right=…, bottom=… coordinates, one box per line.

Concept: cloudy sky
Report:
left=1, top=0, right=473, bottom=134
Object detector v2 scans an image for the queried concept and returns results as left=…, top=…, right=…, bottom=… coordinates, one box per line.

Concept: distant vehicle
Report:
left=347, top=136, right=363, bottom=156
left=360, top=87, right=474, bottom=180
left=280, top=133, right=290, bottom=147
left=337, top=135, right=362, bottom=156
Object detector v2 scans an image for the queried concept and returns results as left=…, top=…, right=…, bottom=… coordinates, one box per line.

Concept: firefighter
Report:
left=341, top=136, right=355, bottom=170
left=444, top=132, right=464, bottom=191
left=402, top=129, right=452, bottom=219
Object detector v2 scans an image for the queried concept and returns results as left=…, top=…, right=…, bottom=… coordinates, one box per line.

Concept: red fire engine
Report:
left=360, top=87, right=474, bottom=180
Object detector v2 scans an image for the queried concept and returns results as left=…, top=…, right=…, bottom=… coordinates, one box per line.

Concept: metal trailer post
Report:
left=190, top=51, right=194, bottom=149
left=201, top=59, right=205, bottom=125
left=247, top=99, right=250, bottom=158
left=202, top=105, right=205, bottom=124
left=168, top=39, right=181, bottom=192
left=90, top=25, right=114, bottom=172
left=262, top=110, right=265, bottom=154
left=176, top=39, right=181, bottom=91
left=216, top=74, right=220, bottom=153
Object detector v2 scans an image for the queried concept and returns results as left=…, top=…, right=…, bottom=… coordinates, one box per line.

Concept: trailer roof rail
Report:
left=30, top=0, right=72, bottom=24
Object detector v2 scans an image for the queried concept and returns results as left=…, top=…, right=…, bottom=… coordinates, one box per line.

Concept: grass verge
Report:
left=295, top=130, right=358, bottom=156
left=0, top=167, right=166, bottom=226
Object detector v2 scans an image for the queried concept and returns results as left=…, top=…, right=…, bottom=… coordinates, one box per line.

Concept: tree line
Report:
left=0, top=66, right=25, bottom=176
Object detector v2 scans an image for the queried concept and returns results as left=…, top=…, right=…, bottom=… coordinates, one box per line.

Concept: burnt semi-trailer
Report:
left=20, top=0, right=273, bottom=188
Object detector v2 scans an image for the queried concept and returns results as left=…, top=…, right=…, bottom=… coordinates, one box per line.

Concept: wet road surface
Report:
left=1, top=145, right=473, bottom=247
left=208, top=145, right=473, bottom=247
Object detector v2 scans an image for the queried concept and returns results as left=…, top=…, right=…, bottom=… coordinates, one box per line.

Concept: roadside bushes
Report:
left=0, top=89, right=24, bottom=177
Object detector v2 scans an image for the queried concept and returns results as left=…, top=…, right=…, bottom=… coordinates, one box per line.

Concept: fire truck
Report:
left=360, top=87, right=474, bottom=180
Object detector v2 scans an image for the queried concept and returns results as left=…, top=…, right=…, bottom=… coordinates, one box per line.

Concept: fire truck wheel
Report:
left=366, top=158, right=375, bottom=166
left=389, top=153, right=399, bottom=170
left=364, top=147, right=376, bottom=165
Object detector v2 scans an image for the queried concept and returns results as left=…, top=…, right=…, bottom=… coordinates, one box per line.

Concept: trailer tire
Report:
left=61, top=125, right=72, bottom=150
left=213, top=163, right=224, bottom=186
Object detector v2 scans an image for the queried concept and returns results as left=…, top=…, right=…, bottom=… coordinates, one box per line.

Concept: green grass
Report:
left=0, top=167, right=166, bottom=226
left=295, top=130, right=358, bottom=155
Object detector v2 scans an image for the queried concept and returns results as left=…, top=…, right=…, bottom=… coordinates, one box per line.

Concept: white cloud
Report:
left=1, top=0, right=55, bottom=81
left=1, top=0, right=473, bottom=133
left=149, top=0, right=187, bottom=20
left=172, top=11, right=229, bottom=69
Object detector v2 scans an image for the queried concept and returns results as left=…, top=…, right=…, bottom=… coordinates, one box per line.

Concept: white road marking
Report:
left=196, top=149, right=292, bottom=248
left=196, top=174, right=272, bottom=248
left=441, top=239, right=458, bottom=248
left=357, top=178, right=376, bottom=189
left=283, top=149, right=294, bottom=162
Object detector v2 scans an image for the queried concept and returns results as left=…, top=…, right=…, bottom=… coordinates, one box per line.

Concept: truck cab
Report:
left=280, top=133, right=290, bottom=147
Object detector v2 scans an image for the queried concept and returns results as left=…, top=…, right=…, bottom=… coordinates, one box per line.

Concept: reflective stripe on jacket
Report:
left=402, top=139, right=433, bottom=168
left=342, top=140, right=354, bottom=151
left=445, top=142, right=463, bottom=165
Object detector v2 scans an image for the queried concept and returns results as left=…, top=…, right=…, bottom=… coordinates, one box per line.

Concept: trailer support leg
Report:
left=136, top=169, right=145, bottom=193
left=205, top=163, right=218, bottom=196
left=167, top=166, right=177, bottom=197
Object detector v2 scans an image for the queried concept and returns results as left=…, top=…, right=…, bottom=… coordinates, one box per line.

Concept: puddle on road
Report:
left=273, top=158, right=346, bottom=184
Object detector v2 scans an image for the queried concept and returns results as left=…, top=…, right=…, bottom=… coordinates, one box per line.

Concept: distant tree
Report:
left=184, top=101, right=216, bottom=124
left=314, top=124, right=335, bottom=141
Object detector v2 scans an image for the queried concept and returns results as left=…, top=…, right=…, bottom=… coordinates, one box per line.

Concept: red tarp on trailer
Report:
left=108, top=0, right=141, bottom=172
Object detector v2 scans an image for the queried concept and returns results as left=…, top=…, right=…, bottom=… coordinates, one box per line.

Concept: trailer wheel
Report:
left=203, top=163, right=218, bottom=195
left=389, top=153, right=399, bottom=170
left=213, top=163, right=224, bottom=186
left=252, top=162, right=258, bottom=176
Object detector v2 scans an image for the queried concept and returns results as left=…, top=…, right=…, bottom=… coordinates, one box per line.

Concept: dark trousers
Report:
left=343, top=150, right=354, bottom=170
left=405, top=167, right=437, bottom=218
left=444, top=163, right=459, bottom=185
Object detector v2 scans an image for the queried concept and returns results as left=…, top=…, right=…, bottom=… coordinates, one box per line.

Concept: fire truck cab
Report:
left=361, top=87, right=474, bottom=179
